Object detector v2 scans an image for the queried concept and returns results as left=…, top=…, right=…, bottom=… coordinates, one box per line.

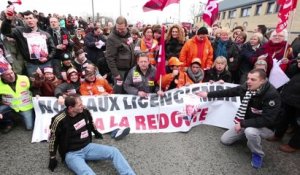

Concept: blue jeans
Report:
left=0, top=105, right=14, bottom=126
left=0, top=105, right=12, bottom=114
left=19, top=109, right=35, bottom=130
left=65, top=143, right=135, bottom=175
left=0, top=105, right=34, bottom=129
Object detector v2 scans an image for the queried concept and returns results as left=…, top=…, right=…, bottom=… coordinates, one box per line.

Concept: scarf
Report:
left=143, top=37, right=153, bottom=50
left=187, top=67, right=204, bottom=83
left=261, top=40, right=288, bottom=74
left=234, top=90, right=257, bottom=124
left=216, top=40, right=228, bottom=58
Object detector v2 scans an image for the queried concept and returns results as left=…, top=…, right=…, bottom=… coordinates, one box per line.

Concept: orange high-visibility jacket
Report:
left=161, top=71, right=193, bottom=91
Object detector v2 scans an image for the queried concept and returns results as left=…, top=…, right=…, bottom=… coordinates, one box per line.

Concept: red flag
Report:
left=155, top=26, right=166, bottom=81
left=143, top=0, right=180, bottom=12
left=277, top=0, right=297, bottom=9
left=202, top=0, right=219, bottom=26
left=276, top=0, right=298, bottom=33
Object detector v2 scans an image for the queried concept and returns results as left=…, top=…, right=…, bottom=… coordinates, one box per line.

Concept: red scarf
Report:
left=261, top=40, right=289, bottom=74
left=143, top=37, right=153, bottom=49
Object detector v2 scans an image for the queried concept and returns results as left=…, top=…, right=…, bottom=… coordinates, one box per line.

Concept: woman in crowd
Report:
left=186, top=58, right=205, bottom=84
left=165, top=24, right=185, bottom=61
left=234, top=32, right=247, bottom=51
left=134, top=26, right=159, bottom=65
left=238, top=33, right=263, bottom=83
left=55, top=68, right=81, bottom=105
left=203, top=56, right=232, bottom=83
left=152, top=25, right=162, bottom=45
left=254, top=29, right=293, bottom=75
left=232, top=26, right=244, bottom=40
left=212, top=28, right=239, bottom=83
left=32, top=67, right=62, bottom=96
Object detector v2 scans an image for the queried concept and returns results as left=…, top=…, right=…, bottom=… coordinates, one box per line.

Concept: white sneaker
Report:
left=114, top=127, right=131, bottom=140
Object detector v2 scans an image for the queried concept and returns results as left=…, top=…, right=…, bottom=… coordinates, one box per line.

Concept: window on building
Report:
left=222, top=12, right=226, bottom=19
left=266, top=2, right=275, bottom=14
left=241, top=7, right=251, bottom=17
left=228, top=10, right=236, bottom=19
left=275, top=4, right=281, bottom=13
left=255, top=4, right=262, bottom=15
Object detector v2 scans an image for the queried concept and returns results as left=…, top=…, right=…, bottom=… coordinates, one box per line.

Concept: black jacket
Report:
left=1, top=19, right=56, bottom=64
left=281, top=62, right=300, bottom=108
left=105, top=27, right=135, bottom=77
left=47, top=27, right=73, bottom=60
left=207, top=81, right=281, bottom=128
left=212, top=39, right=240, bottom=72
left=165, top=38, right=184, bottom=60
left=203, top=68, right=232, bottom=83
left=49, top=109, right=101, bottom=161
left=239, top=42, right=259, bottom=75
left=84, top=32, right=106, bottom=64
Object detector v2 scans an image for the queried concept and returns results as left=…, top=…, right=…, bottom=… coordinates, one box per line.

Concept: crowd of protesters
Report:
left=0, top=4, right=299, bottom=173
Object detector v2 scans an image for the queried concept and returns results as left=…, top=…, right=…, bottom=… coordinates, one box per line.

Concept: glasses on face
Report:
left=273, top=35, right=284, bottom=38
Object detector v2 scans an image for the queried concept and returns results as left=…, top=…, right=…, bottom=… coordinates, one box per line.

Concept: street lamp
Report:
left=92, top=0, right=95, bottom=22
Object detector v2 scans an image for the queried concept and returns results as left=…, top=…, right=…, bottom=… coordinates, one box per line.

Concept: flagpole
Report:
left=119, top=0, right=122, bottom=16
left=283, top=3, right=296, bottom=58
left=178, top=0, right=181, bottom=23
left=157, top=75, right=163, bottom=131
left=91, top=0, right=95, bottom=23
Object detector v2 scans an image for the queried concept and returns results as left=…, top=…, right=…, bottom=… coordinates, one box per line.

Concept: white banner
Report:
left=31, top=83, right=240, bottom=142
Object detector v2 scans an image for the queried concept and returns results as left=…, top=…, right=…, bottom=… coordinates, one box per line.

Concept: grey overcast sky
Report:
left=1, top=0, right=211, bottom=24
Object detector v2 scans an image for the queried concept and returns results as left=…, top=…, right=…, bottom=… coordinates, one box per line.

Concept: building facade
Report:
left=195, top=0, right=299, bottom=40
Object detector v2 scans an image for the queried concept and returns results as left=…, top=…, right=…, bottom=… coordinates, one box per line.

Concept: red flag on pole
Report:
left=277, top=0, right=297, bottom=9
left=202, top=0, right=219, bottom=26
left=143, top=0, right=180, bottom=12
left=276, top=0, right=298, bottom=33
left=155, top=26, right=166, bottom=81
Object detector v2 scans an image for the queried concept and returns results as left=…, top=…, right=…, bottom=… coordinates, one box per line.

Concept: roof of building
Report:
left=219, top=0, right=269, bottom=11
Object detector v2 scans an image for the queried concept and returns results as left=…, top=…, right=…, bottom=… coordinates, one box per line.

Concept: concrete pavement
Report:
left=0, top=125, right=299, bottom=175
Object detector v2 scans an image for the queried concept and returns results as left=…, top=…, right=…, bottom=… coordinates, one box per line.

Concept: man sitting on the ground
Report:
left=0, top=63, right=35, bottom=130
left=48, top=95, right=135, bottom=174
left=197, top=69, right=281, bottom=169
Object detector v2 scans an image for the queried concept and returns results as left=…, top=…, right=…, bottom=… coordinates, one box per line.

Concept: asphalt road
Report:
left=0, top=124, right=299, bottom=175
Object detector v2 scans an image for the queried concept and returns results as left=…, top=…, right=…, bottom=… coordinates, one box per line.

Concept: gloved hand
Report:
left=48, top=157, right=58, bottom=172
left=93, top=130, right=103, bottom=139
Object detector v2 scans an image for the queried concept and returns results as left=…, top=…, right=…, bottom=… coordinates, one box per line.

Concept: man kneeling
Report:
left=48, top=94, right=135, bottom=175
left=197, top=69, right=281, bottom=169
